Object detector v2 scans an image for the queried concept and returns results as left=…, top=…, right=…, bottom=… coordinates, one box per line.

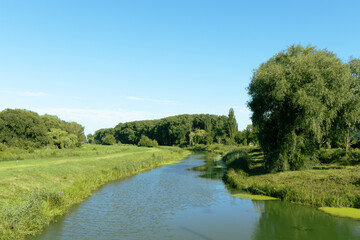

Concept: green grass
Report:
left=0, top=145, right=189, bottom=240
left=0, top=144, right=134, bottom=162
left=319, top=207, right=360, bottom=220
left=224, top=148, right=360, bottom=210
left=231, top=193, right=279, bottom=200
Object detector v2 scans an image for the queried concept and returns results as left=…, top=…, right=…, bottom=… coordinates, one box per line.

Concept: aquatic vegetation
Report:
left=319, top=207, right=360, bottom=220
left=232, top=193, right=278, bottom=200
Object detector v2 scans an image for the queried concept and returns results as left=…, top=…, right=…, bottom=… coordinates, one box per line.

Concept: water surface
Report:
left=35, top=155, right=360, bottom=240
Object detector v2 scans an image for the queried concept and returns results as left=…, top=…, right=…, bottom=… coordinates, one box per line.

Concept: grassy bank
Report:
left=0, top=145, right=189, bottom=240
left=224, top=149, right=360, bottom=212
left=0, top=144, right=134, bottom=162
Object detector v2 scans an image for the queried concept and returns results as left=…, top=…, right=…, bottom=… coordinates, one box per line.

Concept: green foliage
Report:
left=189, top=129, right=213, bottom=145
left=222, top=150, right=250, bottom=172
left=225, top=150, right=360, bottom=209
left=92, top=114, right=232, bottom=146
left=319, top=149, right=346, bottom=164
left=93, top=128, right=115, bottom=145
left=329, top=58, right=360, bottom=153
left=235, top=125, right=258, bottom=146
left=0, top=109, right=48, bottom=148
left=227, top=108, right=238, bottom=142
left=87, top=134, right=95, bottom=144
left=101, top=135, right=116, bottom=145
left=42, top=114, right=86, bottom=146
left=48, top=128, right=77, bottom=149
left=0, top=109, right=86, bottom=151
left=137, top=135, right=158, bottom=147
left=248, top=45, right=354, bottom=171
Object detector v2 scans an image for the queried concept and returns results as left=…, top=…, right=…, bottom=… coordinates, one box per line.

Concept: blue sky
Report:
left=1, top=0, right=359, bottom=134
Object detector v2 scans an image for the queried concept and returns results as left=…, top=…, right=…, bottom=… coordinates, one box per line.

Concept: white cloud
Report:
left=127, top=96, right=181, bottom=105
left=24, top=91, right=49, bottom=97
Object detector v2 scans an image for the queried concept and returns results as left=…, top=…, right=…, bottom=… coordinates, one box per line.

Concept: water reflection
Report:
left=252, top=200, right=360, bottom=240
left=33, top=155, right=360, bottom=240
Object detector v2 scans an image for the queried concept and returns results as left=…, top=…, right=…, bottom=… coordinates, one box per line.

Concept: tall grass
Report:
left=0, top=145, right=189, bottom=239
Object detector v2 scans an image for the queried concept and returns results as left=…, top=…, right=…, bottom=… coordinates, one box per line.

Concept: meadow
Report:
left=0, top=144, right=189, bottom=240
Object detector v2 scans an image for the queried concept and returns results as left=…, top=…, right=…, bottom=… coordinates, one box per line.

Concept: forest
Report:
left=89, top=110, right=257, bottom=147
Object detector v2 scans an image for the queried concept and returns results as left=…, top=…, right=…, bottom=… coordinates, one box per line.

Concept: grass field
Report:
left=224, top=148, right=360, bottom=217
left=0, top=144, right=189, bottom=240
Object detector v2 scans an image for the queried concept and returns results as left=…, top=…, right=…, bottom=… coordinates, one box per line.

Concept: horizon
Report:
left=1, top=0, right=360, bottom=134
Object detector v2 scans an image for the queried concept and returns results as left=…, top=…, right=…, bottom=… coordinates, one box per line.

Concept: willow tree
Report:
left=248, top=45, right=353, bottom=171
left=332, top=58, right=360, bottom=153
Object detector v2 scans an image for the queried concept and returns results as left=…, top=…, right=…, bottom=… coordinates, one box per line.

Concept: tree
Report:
left=102, top=135, right=116, bottom=145
left=48, top=128, right=77, bottom=149
left=0, top=109, right=48, bottom=148
left=227, top=108, right=238, bottom=142
left=137, top=135, right=158, bottom=147
left=248, top=45, right=353, bottom=171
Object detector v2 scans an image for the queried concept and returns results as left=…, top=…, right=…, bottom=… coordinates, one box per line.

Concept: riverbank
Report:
left=0, top=145, right=189, bottom=240
left=224, top=149, right=360, bottom=218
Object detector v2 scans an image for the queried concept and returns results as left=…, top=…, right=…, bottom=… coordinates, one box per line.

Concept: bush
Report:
left=319, top=149, right=346, bottom=163
left=102, top=135, right=116, bottom=145
left=222, top=150, right=250, bottom=172
left=0, top=142, right=8, bottom=152
left=137, top=136, right=158, bottom=147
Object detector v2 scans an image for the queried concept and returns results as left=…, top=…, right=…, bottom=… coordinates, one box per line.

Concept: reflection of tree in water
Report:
left=188, top=156, right=226, bottom=180
left=252, top=200, right=359, bottom=240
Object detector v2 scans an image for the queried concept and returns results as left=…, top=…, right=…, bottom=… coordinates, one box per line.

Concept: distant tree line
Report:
left=0, top=109, right=86, bottom=150
left=248, top=45, right=360, bottom=172
left=89, top=110, right=257, bottom=147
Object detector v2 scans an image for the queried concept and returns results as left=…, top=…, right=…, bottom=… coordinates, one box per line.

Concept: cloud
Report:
left=24, top=91, right=49, bottom=97
left=127, top=96, right=181, bottom=105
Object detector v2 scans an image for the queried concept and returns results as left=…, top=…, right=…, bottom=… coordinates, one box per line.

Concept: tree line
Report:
left=0, top=109, right=86, bottom=150
left=89, top=111, right=257, bottom=147
left=248, top=45, right=360, bottom=172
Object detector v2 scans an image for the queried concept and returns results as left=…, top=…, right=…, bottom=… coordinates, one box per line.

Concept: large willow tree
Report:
left=248, top=45, right=354, bottom=171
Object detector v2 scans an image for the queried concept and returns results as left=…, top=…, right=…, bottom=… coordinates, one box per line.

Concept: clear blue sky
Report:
left=1, top=0, right=359, bottom=134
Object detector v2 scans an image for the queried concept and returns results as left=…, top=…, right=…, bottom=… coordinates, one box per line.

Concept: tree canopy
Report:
left=93, top=113, right=245, bottom=146
left=0, top=109, right=86, bottom=149
left=248, top=45, right=356, bottom=171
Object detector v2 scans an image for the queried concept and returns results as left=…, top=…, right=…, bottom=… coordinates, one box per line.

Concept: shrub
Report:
left=101, top=135, right=116, bottom=145
left=222, top=150, right=250, bottom=172
left=319, top=149, right=346, bottom=163
left=137, top=136, right=158, bottom=147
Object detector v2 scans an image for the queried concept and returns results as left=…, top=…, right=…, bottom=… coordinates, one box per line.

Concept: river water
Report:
left=35, top=155, right=360, bottom=240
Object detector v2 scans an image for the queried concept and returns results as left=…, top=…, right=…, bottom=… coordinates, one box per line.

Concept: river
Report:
left=34, top=155, right=360, bottom=240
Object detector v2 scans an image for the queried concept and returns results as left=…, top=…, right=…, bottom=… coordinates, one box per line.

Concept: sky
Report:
left=1, top=0, right=359, bottom=134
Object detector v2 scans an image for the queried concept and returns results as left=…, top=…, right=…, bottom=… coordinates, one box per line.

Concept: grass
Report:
left=224, top=148, right=360, bottom=211
left=0, top=144, right=133, bottom=162
left=319, top=207, right=360, bottom=220
left=0, top=144, right=189, bottom=240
